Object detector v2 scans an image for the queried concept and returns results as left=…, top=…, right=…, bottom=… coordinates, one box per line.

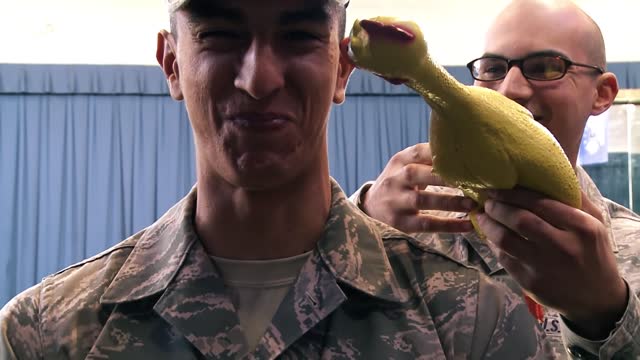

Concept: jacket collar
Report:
left=100, top=179, right=406, bottom=305
left=100, top=185, right=201, bottom=304
left=316, top=179, right=406, bottom=303
left=94, top=180, right=409, bottom=358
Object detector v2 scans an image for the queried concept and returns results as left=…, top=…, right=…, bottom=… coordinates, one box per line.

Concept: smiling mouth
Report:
left=232, top=118, right=287, bottom=127
left=228, top=112, right=291, bottom=131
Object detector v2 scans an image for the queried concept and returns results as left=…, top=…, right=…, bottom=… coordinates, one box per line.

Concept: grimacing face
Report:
left=157, top=0, right=352, bottom=190
left=476, top=6, right=609, bottom=166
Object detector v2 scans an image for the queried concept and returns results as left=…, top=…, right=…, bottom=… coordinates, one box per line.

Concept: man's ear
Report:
left=156, top=30, right=184, bottom=101
left=591, top=72, right=619, bottom=116
left=333, top=38, right=356, bottom=104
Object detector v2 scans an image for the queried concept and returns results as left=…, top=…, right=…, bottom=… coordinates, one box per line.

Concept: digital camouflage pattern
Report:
left=1, top=179, right=552, bottom=359
left=355, top=167, right=640, bottom=360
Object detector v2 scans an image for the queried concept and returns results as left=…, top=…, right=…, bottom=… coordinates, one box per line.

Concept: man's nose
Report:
left=234, top=41, right=285, bottom=99
left=497, top=66, right=534, bottom=105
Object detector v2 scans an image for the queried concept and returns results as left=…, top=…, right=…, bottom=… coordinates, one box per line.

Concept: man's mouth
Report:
left=228, top=112, right=292, bottom=131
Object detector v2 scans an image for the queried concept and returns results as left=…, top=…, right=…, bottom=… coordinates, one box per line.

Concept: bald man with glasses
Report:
left=350, top=0, right=640, bottom=359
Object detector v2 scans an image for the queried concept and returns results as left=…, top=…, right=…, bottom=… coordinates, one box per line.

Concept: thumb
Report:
left=581, top=191, right=604, bottom=224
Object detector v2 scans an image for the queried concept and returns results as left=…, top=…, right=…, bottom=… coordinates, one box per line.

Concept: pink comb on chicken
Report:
left=358, top=19, right=416, bottom=44
left=342, top=19, right=419, bottom=84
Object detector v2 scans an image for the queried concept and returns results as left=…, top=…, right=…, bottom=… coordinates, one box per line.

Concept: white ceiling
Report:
left=2, top=0, right=639, bottom=65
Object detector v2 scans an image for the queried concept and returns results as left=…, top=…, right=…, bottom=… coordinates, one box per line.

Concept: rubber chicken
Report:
left=342, top=17, right=584, bottom=322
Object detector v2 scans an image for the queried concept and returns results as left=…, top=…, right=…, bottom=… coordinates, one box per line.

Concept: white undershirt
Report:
left=210, top=250, right=312, bottom=354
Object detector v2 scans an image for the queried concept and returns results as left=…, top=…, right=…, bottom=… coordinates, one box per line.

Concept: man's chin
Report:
left=232, top=158, right=295, bottom=191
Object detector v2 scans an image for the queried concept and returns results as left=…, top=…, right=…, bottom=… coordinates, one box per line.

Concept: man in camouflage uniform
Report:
left=0, top=0, right=552, bottom=359
left=349, top=1, right=640, bottom=359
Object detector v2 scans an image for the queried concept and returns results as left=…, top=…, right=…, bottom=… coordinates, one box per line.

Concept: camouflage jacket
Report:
left=1, top=179, right=552, bottom=359
left=350, top=167, right=640, bottom=360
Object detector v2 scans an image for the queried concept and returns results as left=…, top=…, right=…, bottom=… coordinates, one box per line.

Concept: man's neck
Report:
left=194, top=168, right=332, bottom=260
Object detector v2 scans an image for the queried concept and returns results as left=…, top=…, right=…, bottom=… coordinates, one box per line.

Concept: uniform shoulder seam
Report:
left=42, top=235, right=141, bottom=281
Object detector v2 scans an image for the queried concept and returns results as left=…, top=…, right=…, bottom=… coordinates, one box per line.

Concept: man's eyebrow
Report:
left=186, top=0, right=245, bottom=27
left=480, top=52, right=507, bottom=59
left=523, top=50, right=570, bottom=58
left=480, top=50, right=570, bottom=60
left=279, top=6, right=330, bottom=25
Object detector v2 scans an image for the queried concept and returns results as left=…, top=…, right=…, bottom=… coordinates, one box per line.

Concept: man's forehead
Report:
left=483, top=11, right=581, bottom=59
left=167, top=0, right=349, bottom=13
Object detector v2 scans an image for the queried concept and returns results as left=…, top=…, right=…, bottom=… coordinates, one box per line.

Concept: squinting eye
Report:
left=198, top=30, right=242, bottom=40
left=484, top=66, right=503, bottom=74
left=478, top=64, right=505, bottom=75
left=528, top=63, right=547, bottom=73
left=283, top=31, right=320, bottom=41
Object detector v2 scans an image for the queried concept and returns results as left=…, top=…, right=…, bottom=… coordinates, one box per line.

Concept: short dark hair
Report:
left=331, top=1, right=348, bottom=39
left=170, top=13, right=178, bottom=36
left=169, top=1, right=348, bottom=40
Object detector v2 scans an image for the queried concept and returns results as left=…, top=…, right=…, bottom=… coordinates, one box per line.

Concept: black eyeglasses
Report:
left=466, top=54, right=604, bottom=82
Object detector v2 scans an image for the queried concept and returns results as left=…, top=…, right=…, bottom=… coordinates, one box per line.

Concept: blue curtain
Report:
left=1, top=62, right=639, bottom=306
left=329, top=95, right=430, bottom=193
left=608, top=62, right=640, bottom=88
left=0, top=65, right=194, bottom=306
